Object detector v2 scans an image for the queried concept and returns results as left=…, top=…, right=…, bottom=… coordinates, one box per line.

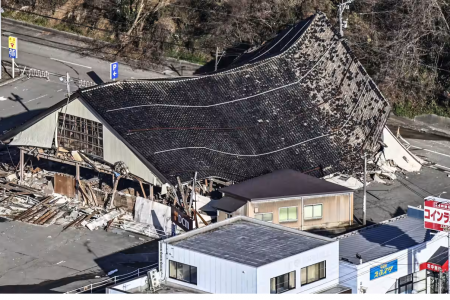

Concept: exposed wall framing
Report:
left=57, top=113, right=104, bottom=157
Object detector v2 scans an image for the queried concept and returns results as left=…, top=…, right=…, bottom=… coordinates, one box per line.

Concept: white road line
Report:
left=26, top=94, right=48, bottom=103
left=50, top=58, right=92, bottom=69
left=0, top=97, right=7, bottom=101
left=410, top=145, right=450, bottom=158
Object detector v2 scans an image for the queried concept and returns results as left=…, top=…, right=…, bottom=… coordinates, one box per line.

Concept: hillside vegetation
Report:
left=6, top=0, right=450, bottom=117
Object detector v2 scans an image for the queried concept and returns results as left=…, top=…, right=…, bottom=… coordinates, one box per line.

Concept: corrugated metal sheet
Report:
left=54, top=174, right=75, bottom=198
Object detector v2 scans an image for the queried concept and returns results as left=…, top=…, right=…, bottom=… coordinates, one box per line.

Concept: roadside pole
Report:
left=0, top=1, right=2, bottom=80
left=8, top=36, right=18, bottom=78
left=363, top=152, right=367, bottom=225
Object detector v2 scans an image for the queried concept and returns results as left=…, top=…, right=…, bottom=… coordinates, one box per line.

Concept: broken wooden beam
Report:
left=62, top=215, right=83, bottom=231
left=110, top=175, right=122, bottom=209
left=138, top=180, right=147, bottom=198
left=193, top=209, right=209, bottom=227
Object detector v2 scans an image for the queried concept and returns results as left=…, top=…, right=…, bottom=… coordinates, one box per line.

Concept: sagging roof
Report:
left=76, top=12, right=390, bottom=184
left=164, top=216, right=334, bottom=267
left=220, top=169, right=352, bottom=201
left=338, top=207, right=433, bottom=265
left=212, top=196, right=247, bottom=213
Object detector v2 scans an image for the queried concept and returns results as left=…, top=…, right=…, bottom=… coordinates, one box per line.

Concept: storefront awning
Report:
left=420, top=246, right=449, bottom=272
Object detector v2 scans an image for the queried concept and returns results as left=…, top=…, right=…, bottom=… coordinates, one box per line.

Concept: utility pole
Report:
left=448, top=230, right=450, bottom=294
left=1, top=1, right=2, bottom=80
left=66, top=72, right=71, bottom=96
left=338, top=0, right=354, bottom=37
left=215, top=47, right=219, bottom=72
left=363, top=152, right=367, bottom=226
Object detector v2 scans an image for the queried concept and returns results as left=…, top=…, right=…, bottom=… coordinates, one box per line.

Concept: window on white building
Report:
left=226, top=213, right=232, bottom=219
left=255, top=212, right=273, bottom=222
left=301, top=261, right=326, bottom=285
left=270, top=271, right=296, bottom=294
left=279, top=207, right=297, bottom=222
left=398, top=274, right=413, bottom=294
left=304, top=204, right=323, bottom=220
left=169, top=260, right=197, bottom=285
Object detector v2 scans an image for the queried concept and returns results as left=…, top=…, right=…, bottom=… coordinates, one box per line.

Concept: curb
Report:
left=0, top=75, right=25, bottom=87
left=3, top=17, right=98, bottom=45
left=3, top=18, right=201, bottom=76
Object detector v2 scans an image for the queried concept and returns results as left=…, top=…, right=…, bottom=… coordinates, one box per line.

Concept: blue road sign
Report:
left=110, top=62, right=119, bottom=80
left=8, top=49, right=17, bottom=59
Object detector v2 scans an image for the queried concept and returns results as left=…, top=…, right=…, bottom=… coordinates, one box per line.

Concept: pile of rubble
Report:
left=0, top=163, right=158, bottom=236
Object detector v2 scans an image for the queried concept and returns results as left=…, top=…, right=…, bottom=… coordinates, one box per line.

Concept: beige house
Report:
left=214, top=169, right=353, bottom=231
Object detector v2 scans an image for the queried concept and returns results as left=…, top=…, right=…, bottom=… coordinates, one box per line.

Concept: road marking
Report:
left=0, top=97, right=7, bottom=101
left=57, top=89, right=63, bottom=92
left=410, top=145, right=450, bottom=158
left=26, top=94, right=48, bottom=103
left=50, top=58, right=92, bottom=69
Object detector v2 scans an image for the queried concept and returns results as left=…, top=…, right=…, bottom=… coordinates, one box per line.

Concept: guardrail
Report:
left=26, top=68, right=50, bottom=81
left=65, top=263, right=158, bottom=294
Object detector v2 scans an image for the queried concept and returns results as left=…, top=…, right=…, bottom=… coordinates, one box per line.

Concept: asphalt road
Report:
left=0, top=77, right=67, bottom=134
left=1, top=18, right=169, bottom=83
left=0, top=18, right=179, bottom=135
left=0, top=219, right=158, bottom=293
left=397, top=127, right=450, bottom=169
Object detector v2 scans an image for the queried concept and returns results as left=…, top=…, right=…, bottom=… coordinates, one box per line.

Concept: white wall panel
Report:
left=165, top=245, right=257, bottom=294
left=341, top=232, right=448, bottom=294
left=256, top=241, right=339, bottom=294
left=9, top=98, right=161, bottom=185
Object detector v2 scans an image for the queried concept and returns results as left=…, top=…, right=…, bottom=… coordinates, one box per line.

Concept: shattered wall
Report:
left=80, top=13, right=390, bottom=184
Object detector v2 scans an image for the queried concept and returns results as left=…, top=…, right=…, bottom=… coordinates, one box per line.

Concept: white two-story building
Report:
left=107, top=216, right=350, bottom=294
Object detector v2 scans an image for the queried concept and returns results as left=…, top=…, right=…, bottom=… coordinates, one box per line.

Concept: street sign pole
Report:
left=110, top=62, right=119, bottom=81
left=8, top=36, right=18, bottom=78
left=0, top=1, right=2, bottom=80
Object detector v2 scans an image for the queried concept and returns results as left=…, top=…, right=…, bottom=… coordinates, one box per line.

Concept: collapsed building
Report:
left=0, top=12, right=392, bottom=235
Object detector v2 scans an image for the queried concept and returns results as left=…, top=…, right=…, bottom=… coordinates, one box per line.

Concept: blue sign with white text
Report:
left=370, top=260, right=398, bottom=280
left=8, top=49, right=17, bottom=59
left=110, top=62, right=119, bottom=80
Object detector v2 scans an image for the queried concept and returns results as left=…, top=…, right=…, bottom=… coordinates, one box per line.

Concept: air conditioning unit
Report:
left=147, top=269, right=161, bottom=293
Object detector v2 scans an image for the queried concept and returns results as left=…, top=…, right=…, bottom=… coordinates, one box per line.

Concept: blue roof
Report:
left=338, top=207, right=433, bottom=265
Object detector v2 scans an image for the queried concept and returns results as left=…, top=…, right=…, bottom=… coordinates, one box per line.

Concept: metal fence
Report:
left=64, top=263, right=158, bottom=294
left=26, top=68, right=50, bottom=80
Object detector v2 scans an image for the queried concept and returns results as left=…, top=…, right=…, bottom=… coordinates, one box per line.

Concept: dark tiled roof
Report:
left=79, top=12, right=390, bottom=184
left=221, top=169, right=352, bottom=200
left=338, top=208, right=433, bottom=265
left=171, top=220, right=332, bottom=267
left=212, top=196, right=247, bottom=213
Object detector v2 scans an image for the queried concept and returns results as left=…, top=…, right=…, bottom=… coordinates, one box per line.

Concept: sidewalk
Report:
left=2, top=18, right=201, bottom=77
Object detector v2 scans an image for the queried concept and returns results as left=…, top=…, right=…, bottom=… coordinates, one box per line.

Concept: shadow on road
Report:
left=0, top=108, right=46, bottom=134
left=0, top=272, right=103, bottom=293
left=8, top=93, right=29, bottom=112
left=93, top=239, right=159, bottom=277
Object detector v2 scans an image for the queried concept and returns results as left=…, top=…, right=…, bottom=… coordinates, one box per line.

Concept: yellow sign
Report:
left=8, top=36, right=17, bottom=50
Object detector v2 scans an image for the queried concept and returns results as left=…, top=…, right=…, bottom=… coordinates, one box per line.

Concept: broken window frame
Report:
left=57, top=113, right=104, bottom=158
